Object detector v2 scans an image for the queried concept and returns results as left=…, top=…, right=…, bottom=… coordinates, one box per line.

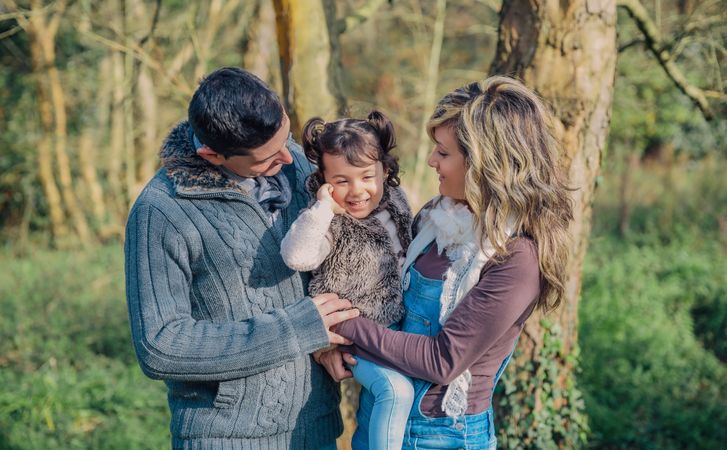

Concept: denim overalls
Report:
left=356, top=262, right=514, bottom=450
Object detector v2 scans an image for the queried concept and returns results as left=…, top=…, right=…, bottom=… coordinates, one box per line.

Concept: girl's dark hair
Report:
left=302, top=110, right=400, bottom=186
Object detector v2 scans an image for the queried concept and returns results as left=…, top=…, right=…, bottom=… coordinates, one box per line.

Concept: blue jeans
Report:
left=404, top=387, right=498, bottom=450
left=351, top=357, right=415, bottom=450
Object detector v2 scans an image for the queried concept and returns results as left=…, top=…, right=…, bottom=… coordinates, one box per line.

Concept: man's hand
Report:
left=317, top=348, right=357, bottom=381
left=312, top=293, right=359, bottom=345
left=316, top=183, right=346, bottom=214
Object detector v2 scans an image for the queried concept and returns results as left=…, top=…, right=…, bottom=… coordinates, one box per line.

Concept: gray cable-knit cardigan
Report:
left=124, top=121, right=342, bottom=449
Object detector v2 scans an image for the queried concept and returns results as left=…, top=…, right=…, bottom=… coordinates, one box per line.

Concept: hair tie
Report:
left=311, top=122, right=326, bottom=145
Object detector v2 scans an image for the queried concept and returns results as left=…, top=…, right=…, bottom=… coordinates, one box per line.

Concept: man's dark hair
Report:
left=188, top=67, right=284, bottom=156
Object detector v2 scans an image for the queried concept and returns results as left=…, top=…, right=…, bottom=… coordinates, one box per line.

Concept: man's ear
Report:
left=196, top=145, right=225, bottom=165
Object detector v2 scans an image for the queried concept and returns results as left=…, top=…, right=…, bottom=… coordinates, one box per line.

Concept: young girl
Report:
left=280, top=110, right=414, bottom=450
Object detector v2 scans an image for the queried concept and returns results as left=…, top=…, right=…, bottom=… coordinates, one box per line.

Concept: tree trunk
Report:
left=137, top=65, right=159, bottom=188
left=489, top=0, right=617, bottom=446
left=272, top=0, right=346, bottom=135
left=123, top=0, right=137, bottom=211
left=109, top=50, right=127, bottom=221
left=244, top=0, right=282, bottom=92
left=29, top=35, right=68, bottom=242
left=194, top=0, right=224, bottom=81
left=411, top=0, right=447, bottom=205
left=619, top=150, right=639, bottom=236
left=77, top=130, right=108, bottom=230
left=191, top=0, right=247, bottom=82
left=44, top=34, right=92, bottom=245
left=19, top=0, right=93, bottom=245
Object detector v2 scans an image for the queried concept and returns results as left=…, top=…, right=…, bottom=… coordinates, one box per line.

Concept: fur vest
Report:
left=306, top=177, right=413, bottom=326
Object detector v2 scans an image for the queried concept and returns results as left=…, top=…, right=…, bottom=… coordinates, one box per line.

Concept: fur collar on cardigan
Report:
left=160, top=121, right=247, bottom=196
left=159, top=120, right=297, bottom=197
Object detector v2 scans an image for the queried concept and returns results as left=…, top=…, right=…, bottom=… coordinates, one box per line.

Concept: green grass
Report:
left=0, top=245, right=170, bottom=450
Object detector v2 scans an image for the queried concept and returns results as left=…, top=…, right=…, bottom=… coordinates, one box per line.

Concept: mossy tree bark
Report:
left=272, top=0, right=346, bottom=136
left=489, top=0, right=617, bottom=446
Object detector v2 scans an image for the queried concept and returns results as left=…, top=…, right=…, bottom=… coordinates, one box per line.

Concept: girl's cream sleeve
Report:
left=280, top=199, right=336, bottom=272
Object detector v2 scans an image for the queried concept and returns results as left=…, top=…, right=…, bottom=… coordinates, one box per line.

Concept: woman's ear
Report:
left=196, top=146, right=225, bottom=165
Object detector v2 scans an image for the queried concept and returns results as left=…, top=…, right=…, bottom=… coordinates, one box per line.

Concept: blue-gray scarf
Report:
left=192, top=131, right=292, bottom=214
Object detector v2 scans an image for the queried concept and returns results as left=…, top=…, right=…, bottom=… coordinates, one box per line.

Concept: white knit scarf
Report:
left=401, top=196, right=514, bottom=418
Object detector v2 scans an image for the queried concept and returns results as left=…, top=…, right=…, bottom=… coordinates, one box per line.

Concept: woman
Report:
left=319, top=76, right=573, bottom=449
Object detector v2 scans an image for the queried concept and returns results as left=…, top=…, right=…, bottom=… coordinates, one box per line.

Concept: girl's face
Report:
left=429, top=126, right=467, bottom=200
left=322, top=152, right=386, bottom=219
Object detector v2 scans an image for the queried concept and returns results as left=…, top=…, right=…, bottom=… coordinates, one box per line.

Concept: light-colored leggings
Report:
left=351, top=356, right=415, bottom=450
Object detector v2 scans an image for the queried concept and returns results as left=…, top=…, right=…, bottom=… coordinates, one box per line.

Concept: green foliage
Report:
left=0, top=42, right=42, bottom=233
left=578, top=160, right=727, bottom=449
left=0, top=246, right=169, bottom=449
left=495, top=320, right=589, bottom=449
left=609, top=9, right=727, bottom=162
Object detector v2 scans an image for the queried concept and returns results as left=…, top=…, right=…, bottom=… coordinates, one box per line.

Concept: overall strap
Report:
left=493, top=337, right=519, bottom=392
left=400, top=219, right=436, bottom=279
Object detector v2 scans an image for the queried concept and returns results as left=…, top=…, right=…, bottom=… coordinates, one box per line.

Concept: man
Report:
left=125, top=67, right=357, bottom=449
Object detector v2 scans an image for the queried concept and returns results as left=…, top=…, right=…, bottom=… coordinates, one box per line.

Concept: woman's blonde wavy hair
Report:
left=426, top=76, right=573, bottom=311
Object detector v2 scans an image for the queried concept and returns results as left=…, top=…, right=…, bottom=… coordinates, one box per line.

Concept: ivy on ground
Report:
left=495, top=319, right=589, bottom=449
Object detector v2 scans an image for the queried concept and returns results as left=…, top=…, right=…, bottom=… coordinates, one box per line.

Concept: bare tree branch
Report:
left=0, top=1, right=56, bottom=23
left=138, top=0, right=161, bottom=47
left=412, top=0, right=446, bottom=198
left=618, top=0, right=725, bottom=120
left=79, top=28, right=193, bottom=98
left=0, top=23, right=21, bottom=39
left=676, top=13, right=727, bottom=42
left=45, top=0, right=67, bottom=38
left=618, top=37, right=645, bottom=52
left=2, top=0, right=31, bottom=28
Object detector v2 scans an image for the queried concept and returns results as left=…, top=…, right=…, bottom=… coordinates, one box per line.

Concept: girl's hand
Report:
left=316, top=183, right=346, bottom=214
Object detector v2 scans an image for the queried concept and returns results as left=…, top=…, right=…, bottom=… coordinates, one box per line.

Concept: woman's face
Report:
left=429, top=126, right=467, bottom=200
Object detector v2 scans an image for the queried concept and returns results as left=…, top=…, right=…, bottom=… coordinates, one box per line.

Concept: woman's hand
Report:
left=316, top=183, right=346, bottom=214
left=317, top=348, right=357, bottom=381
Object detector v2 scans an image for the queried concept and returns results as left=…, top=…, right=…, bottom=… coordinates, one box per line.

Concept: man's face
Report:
left=219, top=114, right=293, bottom=177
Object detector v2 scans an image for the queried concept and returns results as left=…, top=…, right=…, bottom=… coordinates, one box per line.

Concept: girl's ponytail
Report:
left=302, top=117, right=326, bottom=163
left=366, top=110, right=400, bottom=187
left=366, top=110, right=396, bottom=154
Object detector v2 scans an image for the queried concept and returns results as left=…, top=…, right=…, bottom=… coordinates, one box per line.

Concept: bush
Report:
left=579, top=159, right=727, bottom=449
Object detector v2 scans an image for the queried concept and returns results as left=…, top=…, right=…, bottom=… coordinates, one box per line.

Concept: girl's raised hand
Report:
left=316, top=183, right=346, bottom=214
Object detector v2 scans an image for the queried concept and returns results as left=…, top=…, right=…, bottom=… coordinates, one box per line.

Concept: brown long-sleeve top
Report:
left=337, top=238, right=540, bottom=416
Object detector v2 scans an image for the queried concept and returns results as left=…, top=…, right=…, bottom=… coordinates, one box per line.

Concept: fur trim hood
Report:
left=159, top=120, right=298, bottom=197
left=159, top=121, right=248, bottom=196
